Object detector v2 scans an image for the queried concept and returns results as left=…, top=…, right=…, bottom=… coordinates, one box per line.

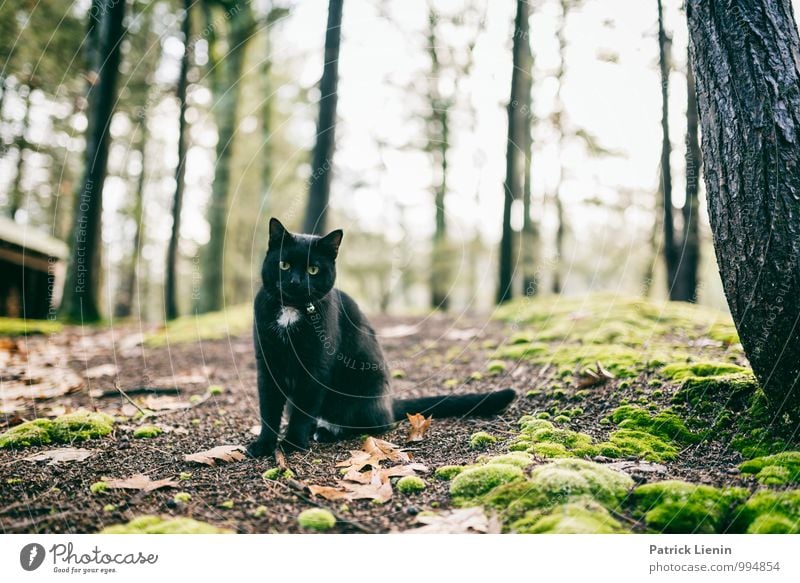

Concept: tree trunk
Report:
left=303, top=0, right=344, bottom=235
left=497, top=0, right=528, bottom=304
left=550, top=0, right=569, bottom=295
left=687, top=0, right=800, bottom=413
left=165, top=0, right=192, bottom=320
left=60, top=0, right=126, bottom=322
left=114, top=120, right=148, bottom=318
left=199, top=1, right=254, bottom=313
left=519, top=7, right=537, bottom=297
left=7, top=84, right=31, bottom=219
left=657, top=0, right=679, bottom=299
left=673, top=51, right=701, bottom=302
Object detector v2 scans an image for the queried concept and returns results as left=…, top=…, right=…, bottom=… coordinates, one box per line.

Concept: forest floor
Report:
left=0, top=295, right=798, bottom=534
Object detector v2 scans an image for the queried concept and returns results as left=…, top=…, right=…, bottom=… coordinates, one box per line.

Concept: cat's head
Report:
left=262, top=218, right=343, bottom=305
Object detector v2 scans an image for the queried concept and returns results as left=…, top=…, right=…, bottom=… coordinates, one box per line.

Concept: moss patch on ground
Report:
left=144, top=304, right=252, bottom=347
left=0, top=411, right=115, bottom=448
left=631, top=480, right=749, bottom=534
left=450, top=463, right=525, bottom=499
left=730, top=490, right=800, bottom=534
left=739, top=452, right=800, bottom=485
left=510, top=497, right=627, bottom=534
left=511, top=417, right=597, bottom=458
left=0, top=317, right=62, bottom=337
left=101, top=515, right=232, bottom=534
left=297, top=508, right=336, bottom=532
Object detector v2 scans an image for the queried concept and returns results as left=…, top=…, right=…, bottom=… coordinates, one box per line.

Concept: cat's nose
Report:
left=289, top=273, right=302, bottom=286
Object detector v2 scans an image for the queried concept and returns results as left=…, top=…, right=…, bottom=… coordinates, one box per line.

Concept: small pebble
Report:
left=406, top=506, right=419, bottom=516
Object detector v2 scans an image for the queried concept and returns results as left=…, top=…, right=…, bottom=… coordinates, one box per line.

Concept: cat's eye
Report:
left=279, top=261, right=290, bottom=270
left=307, top=265, right=320, bottom=275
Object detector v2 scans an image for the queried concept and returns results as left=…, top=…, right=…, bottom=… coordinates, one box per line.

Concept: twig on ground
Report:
left=269, top=478, right=374, bottom=533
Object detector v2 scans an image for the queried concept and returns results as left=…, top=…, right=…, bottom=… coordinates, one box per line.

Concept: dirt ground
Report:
left=0, top=312, right=756, bottom=533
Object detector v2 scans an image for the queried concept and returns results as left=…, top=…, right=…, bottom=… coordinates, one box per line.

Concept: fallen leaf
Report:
left=404, top=507, right=501, bottom=534
left=406, top=413, right=432, bottom=442
left=336, top=437, right=411, bottom=472
left=342, top=462, right=428, bottom=484
left=309, top=470, right=393, bottom=503
left=104, top=474, right=178, bottom=492
left=153, top=373, right=207, bottom=386
left=307, top=485, right=353, bottom=501
left=83, top=363, right=118, bottom=379
left=184, top=445, right=246, bottom=466
left=23, top=447, right=95, bottom=465
left=576, top=361, right=615, bottom=389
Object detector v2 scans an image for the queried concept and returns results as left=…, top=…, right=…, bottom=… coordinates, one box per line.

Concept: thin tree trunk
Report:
left=260, top=18, right=273, bottom=216
left=657, top=0, right=679, bottom=298
left=497, top=0, right=528, bottom=304
left=114, top=120, right=148, bottom=318
left=60, top=0, right=126, bottom=322
left=687, top=0, right=800, bottom=413
left=519, top=8, right=537, bottom=297
left=165, top=0, right=192, bottom=320
left=550, top=0, right=569, bottom=295
left=7, top=84, right=31, bottom=219
left=673, top=51, right=701, bottom=302
left=199, top=1, right=254, bottom=313
left=303, top=0, right=344, bottom=234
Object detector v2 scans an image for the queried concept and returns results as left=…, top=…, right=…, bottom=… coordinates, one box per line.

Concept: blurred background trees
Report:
left=0, top=0, right=736, bottom=322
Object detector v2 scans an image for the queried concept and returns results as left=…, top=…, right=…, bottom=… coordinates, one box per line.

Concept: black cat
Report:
left=246, top=218, right=516, bottom=458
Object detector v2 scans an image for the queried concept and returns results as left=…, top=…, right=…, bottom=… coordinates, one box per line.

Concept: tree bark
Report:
left=165, top=0, right=192, bottom=321
left=7, top=84, right=31, bottom=219
left=519, top=6, right=537, bottom=297
left=199, top=0, right=254, bottom=313
left=657, top=0, right=679, bottom=299
left=687, top=0, right=800, bottom=413
left=497, top=0, right=528, bottom=304
left=303, top=0, right=344, bottom=235
left=673, top=51, right=701, bottom=302
left=60, top=0, right=125, bottom=322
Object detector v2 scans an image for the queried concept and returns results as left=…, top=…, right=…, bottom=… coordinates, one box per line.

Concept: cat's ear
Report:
left=268, top=218, right=288, bottom=244
left=317, top=229, right=344, bottom=258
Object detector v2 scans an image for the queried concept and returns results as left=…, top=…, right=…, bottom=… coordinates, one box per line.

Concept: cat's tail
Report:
left=392, top=388, right=516, bottom=422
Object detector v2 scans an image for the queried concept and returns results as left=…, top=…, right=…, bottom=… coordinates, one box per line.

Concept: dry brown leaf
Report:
left=309, top=470, right=393, bottom=503
left=104, top=474, right=178, bottom=492
left=184, top=445, right=246, bottom=466
left=142, top=395, right=192, bottom=411
left=336, top=437, right=411, bottom=472
left=406, top=413, right=432, bottom=442
left=576, top=361, right=615, bottom=389
left=341, top=463, right=428, bottom=484
left=153, top=373, right=207, bottom=386
left=83, top=363, right=118, bottom=379
left=307, top=484, right=353, bottom=501
left=23, top=447, right=95, bottom=465
left=404, top=507, right=502, bottom=534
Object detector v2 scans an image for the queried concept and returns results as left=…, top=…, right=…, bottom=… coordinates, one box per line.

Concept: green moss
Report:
left=610, top=405, right=700, bottom=443
left=740, top=452, right=800, bottom=485
left=208, top=385, right=224, bottom=396
left=0, top=411, right=115, bottom=448
left=6, top=477, right=22, bottom=485
left=144, top=304, right=252, bottom=347
left=598, top=429, right=678, bottom=463
left=450, top=464, right=524, bottom=499
left=133, top=425, right=162, bottom=439
left=469, top=371, right=484, bottom=381
left=173, top=492, right=192, bottom=503
left=469, top=431, right=497, bottom=449
left=731, top=490, right=800, bottom=534
left=0, top=317, right=62, bottom=336
left=179, top=472, right=192, bottom=481
left=263, top=467, right=296, bottom=480
left=90, top=481, right=109, bottom=495
left=631, top=481, right=749, bottom=533
left=495, top=342, right=548, bottom=360
left=527, top=459, right=633, bottom=508
left=298, top=508, right=336, bottom=531
left=553, top=415, right=570, bottom=424
left=486, top=360, right=507, bottom=375
left=101, top=515, right=232, bottom=534
left=536, top=411, right=551, bottom=420
left=253, top=505, right=268, bottom=518
left=512, top=417, right=597, bottom=458
left=435, top=465, right=464, bottom=480
left=396, top=476, right=426, bottom=494
left=661, top=361, right=748, bottom=381
left=103, top=504, right=116, bottom=513
left=443, top=379, right=458, bottom=388
left=511, top=498, right=627, bottom=534
left=220, top=500, right=234, bottom=509
left=484, top=452, right=533, bottom=468
left=390, top=369, right=406, bottom=379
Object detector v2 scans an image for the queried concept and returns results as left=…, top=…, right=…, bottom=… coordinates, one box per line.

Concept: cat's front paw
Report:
left=246, top=438, right=276, bottom=458
left=279, top=438, right=310, bottom=454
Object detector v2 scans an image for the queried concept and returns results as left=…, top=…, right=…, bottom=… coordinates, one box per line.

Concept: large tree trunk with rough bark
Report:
left=497, top=0, right=528, bottom=304
left=165, top=0, right=192, bottom=321
left=687, top=0, right=800, bottom=413
left=303, top=0, right=344, bottom=235
left=60, top=0, right=125, bottom=322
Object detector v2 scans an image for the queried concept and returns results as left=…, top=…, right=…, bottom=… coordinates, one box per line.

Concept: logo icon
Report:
left=20, top=543, right=46, bottom=571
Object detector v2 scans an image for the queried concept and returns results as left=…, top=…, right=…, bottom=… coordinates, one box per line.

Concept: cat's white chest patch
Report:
left=277, top=306, right=301, bottom=328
